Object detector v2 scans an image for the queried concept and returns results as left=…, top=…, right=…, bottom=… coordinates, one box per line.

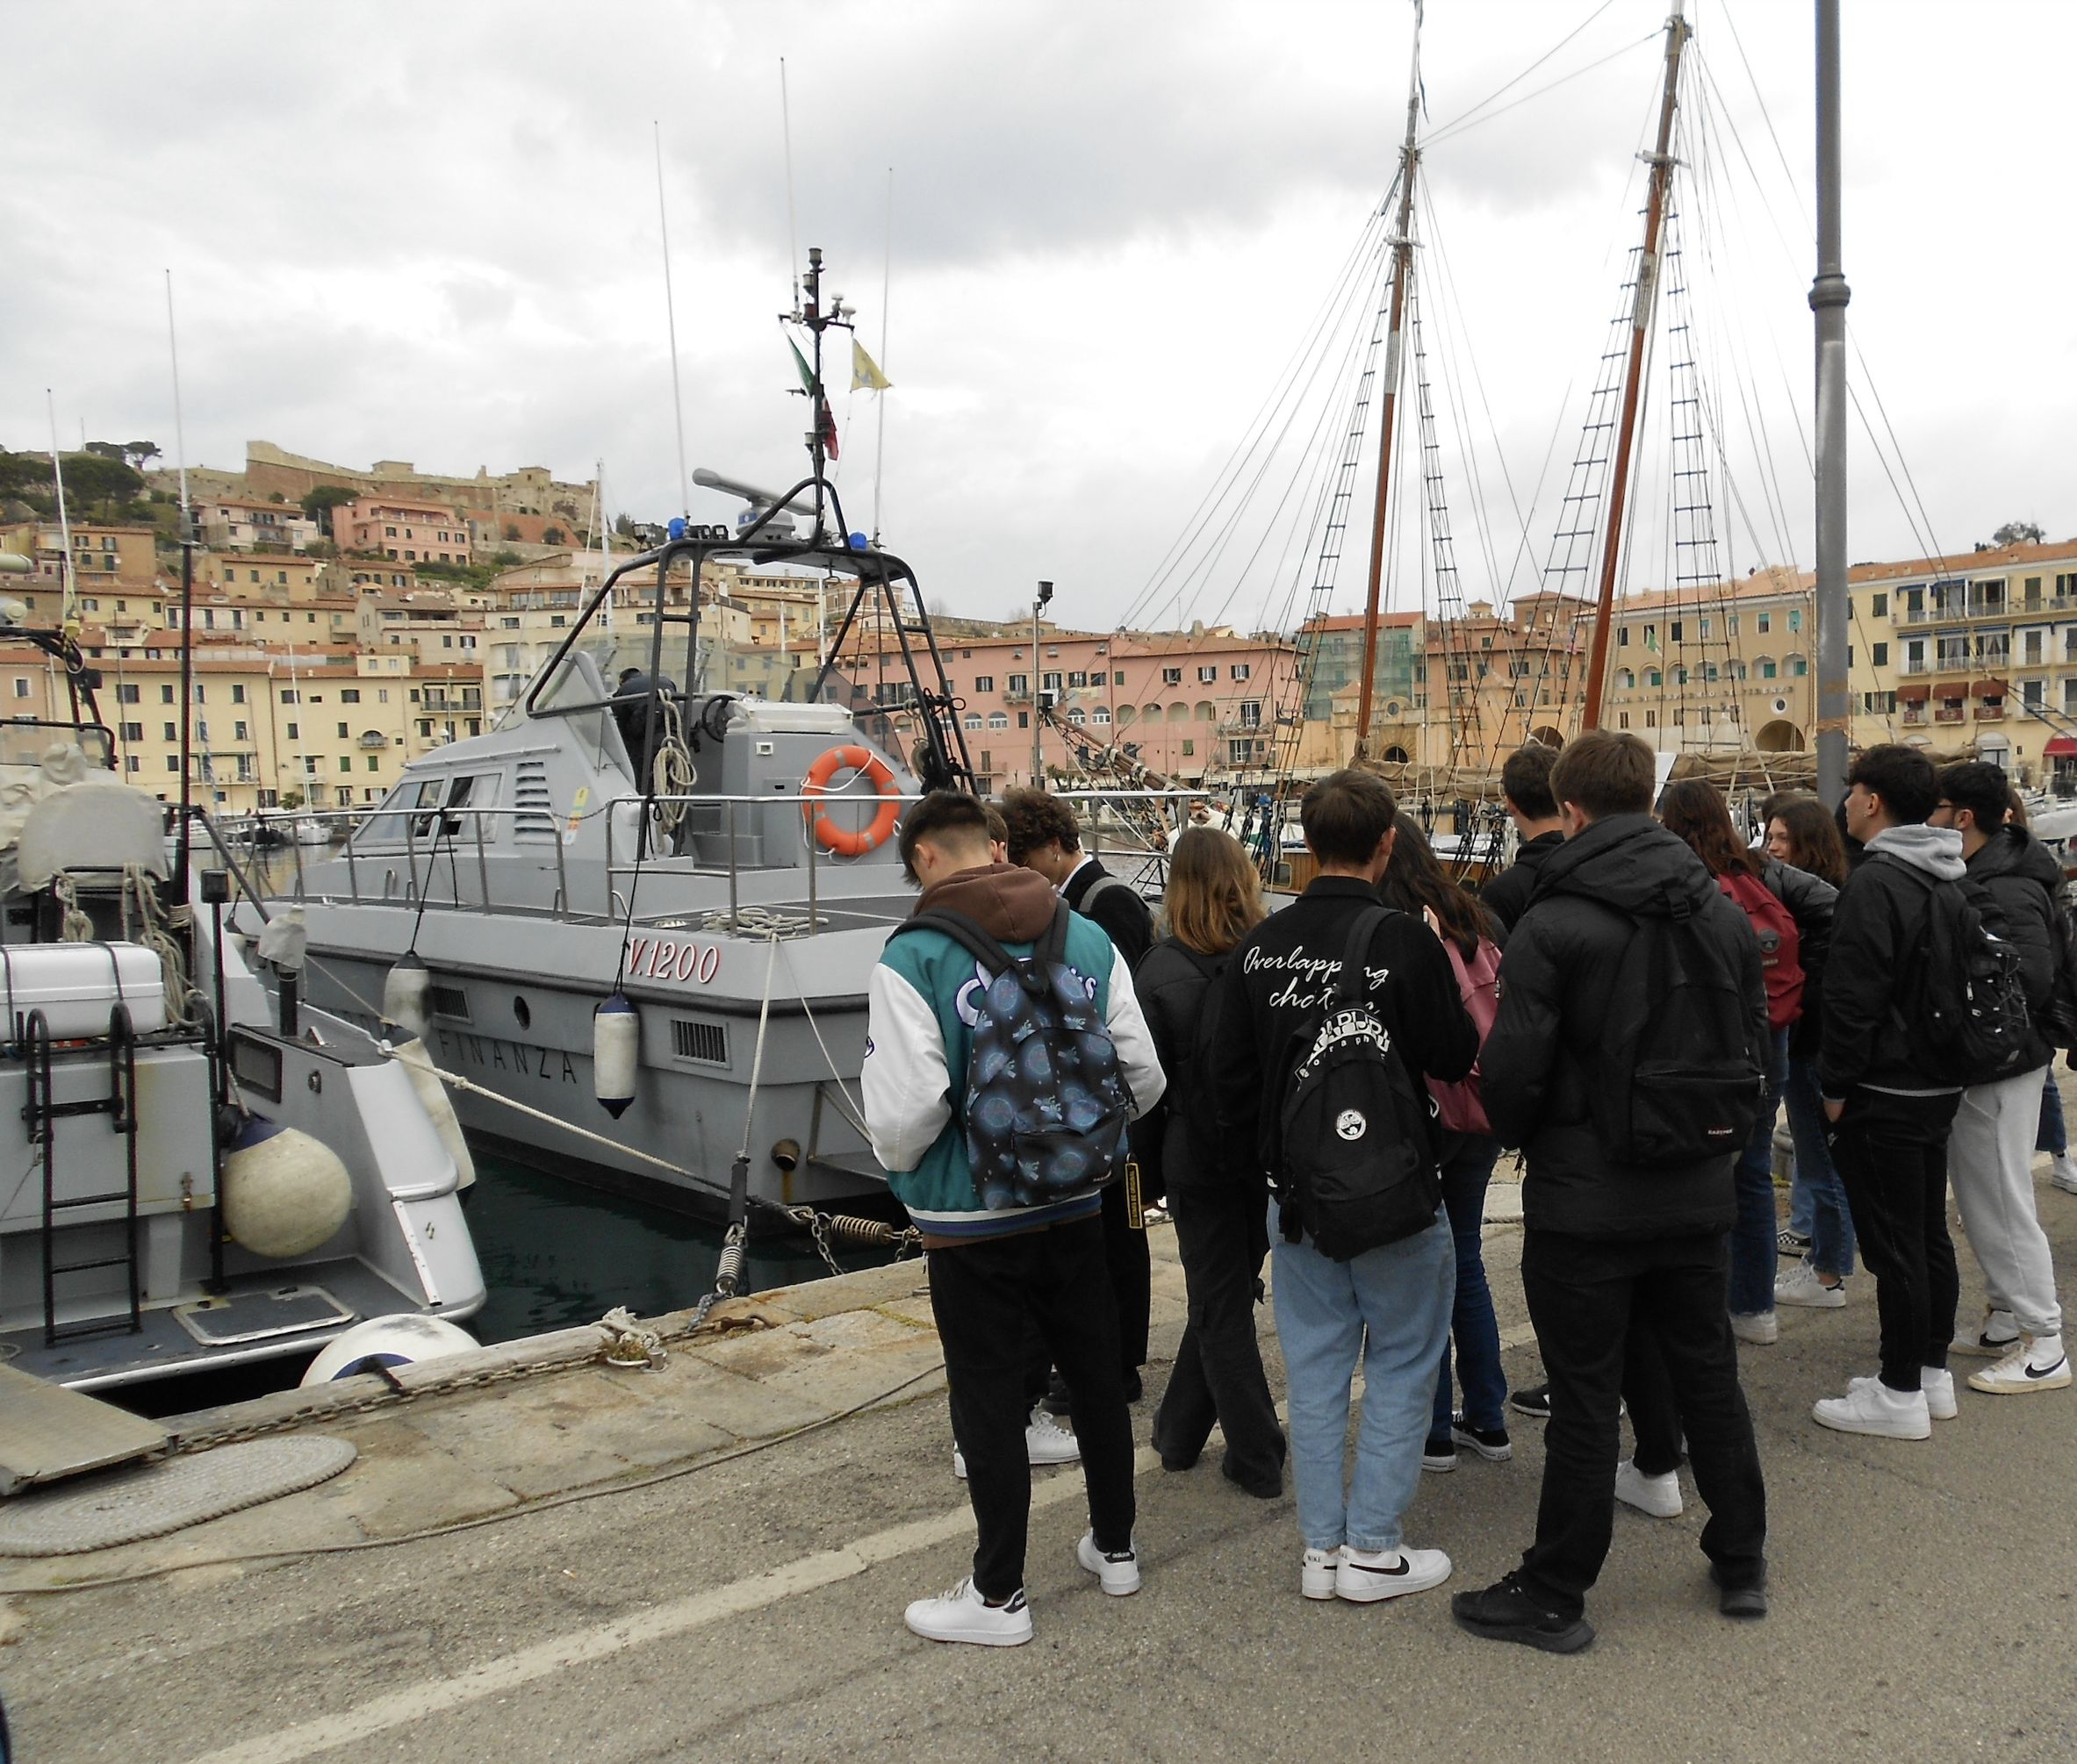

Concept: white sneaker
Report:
left=1302, top=1546, right=1341, bottom=1601
left=1851, top=1368, right=1956, bottom=1421
left=1966, top=1335, right=2073, bottom=1395
left=1613, top=1458, right=1684, bottom=1518
left=1951, top=1309, right=2021, bottom=1357
left=903, top=1577, right=1033, bottom=1646
left=1334, top=1544, right=1452, bottom=1603
left=1814, top=1378, right=1932, bottom=1439
left=1730, top=1309, right=1779, bottom=1345
left=2050, top=1153, right=2077, bottom=1194
left=1075, top=1530, right=1141, bottom=1596
left=953, top=1408, right=1082, bottom=1480
left=1775, top=1261, right=1846, bottom=1309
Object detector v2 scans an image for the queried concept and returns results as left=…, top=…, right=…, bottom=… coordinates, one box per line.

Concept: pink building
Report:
left=331, top=496, right=472, bottom=566
left=835, top=625, right=1299, bottom=792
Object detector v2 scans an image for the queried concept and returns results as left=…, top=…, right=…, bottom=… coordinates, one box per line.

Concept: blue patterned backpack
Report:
left=893, top=901, right=1134, bottom=1209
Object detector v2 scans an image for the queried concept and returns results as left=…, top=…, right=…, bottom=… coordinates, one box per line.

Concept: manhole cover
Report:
left=0, top=1436, right=357, bottom=1556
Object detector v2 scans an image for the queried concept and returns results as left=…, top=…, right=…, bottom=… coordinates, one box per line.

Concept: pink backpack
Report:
left=1428, top=932, right=1502, bottom=1136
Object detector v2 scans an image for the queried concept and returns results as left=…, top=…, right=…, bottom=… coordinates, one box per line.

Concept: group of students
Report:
left=859, top=732, right=2072, bottom=1654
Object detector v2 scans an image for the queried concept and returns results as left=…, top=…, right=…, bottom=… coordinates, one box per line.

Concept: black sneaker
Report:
left=1777, top=1227, right=1812, bottom=1258
left=1508, top=1384, right=1552, bottom=1422
left=1450, top=1416, right=1513, bottom=1462
left=1451, top=1573, right=1595, bottom=1654
left=1710, top=1562, right=1769, bottom=1621
left=1421, top=1437, right=1458, bottom=1474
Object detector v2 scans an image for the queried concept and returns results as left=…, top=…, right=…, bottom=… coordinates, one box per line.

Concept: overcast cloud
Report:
left=3, top=1, right=2071, bottom=629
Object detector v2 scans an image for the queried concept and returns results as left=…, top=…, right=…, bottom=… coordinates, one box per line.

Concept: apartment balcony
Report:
left=1901, top=707, right=1928, bottom=728
left=1976, top=704, right=2006, bottom=722
left=1933, top=707, right=1966, bottom=724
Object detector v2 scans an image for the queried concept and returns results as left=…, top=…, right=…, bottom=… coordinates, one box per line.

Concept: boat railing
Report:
left=270, top=786, right=1214, bottom=929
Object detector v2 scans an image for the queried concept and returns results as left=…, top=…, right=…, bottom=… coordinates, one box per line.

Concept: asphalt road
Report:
left=6, top=1183, right=2077, bottom=1764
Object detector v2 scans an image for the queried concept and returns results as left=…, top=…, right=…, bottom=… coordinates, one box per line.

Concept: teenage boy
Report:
left=1483, top=742, right=1568, bottom=1422
left=1452, top=730, right=1770, bottom=1653
left=1001, top=787, right=1156, bottom=1402
left=1211, top=769, right=1476, bottom=1606
left=1814, top=744, right=1968, bottom=1438
left=1479, top=742, right=1566, bottom=935
left=1932, top=763, right=2069, bottom=1393
left=866, top=792, right=1165, bottom=1646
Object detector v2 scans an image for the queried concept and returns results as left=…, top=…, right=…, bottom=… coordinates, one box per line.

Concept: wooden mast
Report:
left=1579, top=0, right=1689, bottom=734
left=1353, top=23, right=1423, bottom=761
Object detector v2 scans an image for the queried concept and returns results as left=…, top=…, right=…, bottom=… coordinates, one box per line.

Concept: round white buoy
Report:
left=390, top=1034, right=477, bottom=1191
left=299, top=1313, right=478, bottom=1387
left=382, top=950, right=432, bottom=1040
left=593, top=991, right=639, bottom=1119
left=221, top=1119, right=354, bottom=1258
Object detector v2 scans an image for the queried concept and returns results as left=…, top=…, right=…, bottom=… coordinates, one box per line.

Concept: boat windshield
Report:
left=0, top=719, right=115, bottom=771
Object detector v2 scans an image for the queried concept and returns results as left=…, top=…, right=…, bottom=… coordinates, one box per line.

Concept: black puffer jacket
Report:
left=1478, top=828, right=1565, bottom=933
left=1132, top=936, right=1237, bottom=1195
left=1817, top=825, right=1969, bottom=1098
left=1481, top=814, right=1768, bottom=1241
left=1964, top=823, right=2061, bottom=1073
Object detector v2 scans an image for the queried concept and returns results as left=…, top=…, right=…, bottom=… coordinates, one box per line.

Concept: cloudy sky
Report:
left=4, top=1, right=2070, bottom=629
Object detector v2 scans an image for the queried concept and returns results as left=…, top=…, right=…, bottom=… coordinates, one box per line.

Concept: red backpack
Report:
left=1428, top=932, right=1503, bottom=1135
left=1717, top=869, right=1804, bottom=1031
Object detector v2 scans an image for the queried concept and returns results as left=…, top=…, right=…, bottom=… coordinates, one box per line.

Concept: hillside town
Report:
left=0, top=439, right=2069, bottom=815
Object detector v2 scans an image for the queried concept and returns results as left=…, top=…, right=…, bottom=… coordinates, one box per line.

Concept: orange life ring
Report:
left=801, top=743, right=900, bottom=857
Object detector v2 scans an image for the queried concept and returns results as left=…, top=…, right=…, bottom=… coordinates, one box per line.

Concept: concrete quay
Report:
left=3, top=1159, right=2076, bottom=1764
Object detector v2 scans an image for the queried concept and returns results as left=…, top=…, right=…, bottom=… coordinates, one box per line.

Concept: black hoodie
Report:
left=1478, top=828, right=1565, bottom=933
left=1482, top=813, right=1768, bottom=1240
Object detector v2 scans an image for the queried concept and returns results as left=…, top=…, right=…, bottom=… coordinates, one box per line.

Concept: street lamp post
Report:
left=1031, top=579, right=1053, bottom=786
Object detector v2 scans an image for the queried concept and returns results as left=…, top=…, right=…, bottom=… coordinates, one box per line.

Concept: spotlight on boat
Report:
left=770, top=1137, right=801, bottom=1174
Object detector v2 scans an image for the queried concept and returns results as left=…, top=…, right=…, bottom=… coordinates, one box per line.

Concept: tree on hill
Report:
left=300, top=483, right=358, bottom=527
left=543, top=525, right=565, bottom=546
left=1993, top=519, right=2045, bottom=548
left=61, top=453, right=145, bottom=518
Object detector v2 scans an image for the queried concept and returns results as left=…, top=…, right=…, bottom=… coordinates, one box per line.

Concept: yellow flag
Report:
left=851, top=339, right=892, bottom=392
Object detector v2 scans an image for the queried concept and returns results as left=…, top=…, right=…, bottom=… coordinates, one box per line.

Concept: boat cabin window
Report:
left=355, top=772, right=499, bottom=849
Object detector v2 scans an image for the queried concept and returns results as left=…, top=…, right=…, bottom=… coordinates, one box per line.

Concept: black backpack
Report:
left=1895, top=866, right=2034, bottom=1085
left=1273, top=907, right=1440, bottom=1260
left=1588, top=891, right=1764, bottom=1166
left=889, top=901, right=1134, bottom=1210
left=2036, top=878, right=2077, bottom=1050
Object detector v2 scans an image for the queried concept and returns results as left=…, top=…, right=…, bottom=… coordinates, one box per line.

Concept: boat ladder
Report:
left=28, top=1006, right=143, bottom=1346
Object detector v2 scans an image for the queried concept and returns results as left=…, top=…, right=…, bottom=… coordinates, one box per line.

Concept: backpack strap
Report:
left=1333, top=905, right=1391, bottom=1007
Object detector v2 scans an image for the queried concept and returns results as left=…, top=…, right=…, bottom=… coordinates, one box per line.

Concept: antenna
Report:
left=872, top=167, right=893, bottom=546
left=164, top=269, right=198, bottom=893
left=44, top=390, right=73, bottom=625
left=780, top=58, right=801, bottom=310
left=654, top=123, right=692, bottom=523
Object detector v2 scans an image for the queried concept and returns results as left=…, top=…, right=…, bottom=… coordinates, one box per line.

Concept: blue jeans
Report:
left=1730, top=1028, right=1789, bottom=1316
left=1431, top=1134, right=1506, bottom=1439
left=1270, top=1200, right=1453, bottom=1553
left=1781, top=1052, right=1858, bottom=1278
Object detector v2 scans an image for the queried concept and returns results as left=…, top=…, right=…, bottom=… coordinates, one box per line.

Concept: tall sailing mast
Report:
left=1578, top=0, right=1689, bottom=733
left=1351, top=20, right=1423, bottom=760
left=1811, top=0, right=1850, bottom=803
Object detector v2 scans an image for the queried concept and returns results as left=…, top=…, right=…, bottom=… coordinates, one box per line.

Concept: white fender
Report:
left=593, top=990, right=638, bottom=1119
left=299, top=1313, right=478, bottom=1386
left=390, top=1034, right=477, bottom=1191
left=221, top=1119, right=354, bottom=1258
left=383, top=950, right=431, bottom=1040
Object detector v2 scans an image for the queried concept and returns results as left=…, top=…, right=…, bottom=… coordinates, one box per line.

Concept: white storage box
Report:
left=0, top=942, right=169, bottom=1039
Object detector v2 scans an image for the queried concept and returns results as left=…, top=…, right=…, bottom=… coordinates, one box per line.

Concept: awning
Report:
left=1971, top=678, right=2009, bottom=696
left=1931, top=679, right=1969, bottom=699
left=1896, top=684, right=1931, bottom=702
left=2046, top=737, right=2077, bottom=758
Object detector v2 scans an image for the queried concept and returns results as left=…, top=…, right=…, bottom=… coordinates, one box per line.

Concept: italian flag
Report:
left=788, top=338, right=840, bottom=459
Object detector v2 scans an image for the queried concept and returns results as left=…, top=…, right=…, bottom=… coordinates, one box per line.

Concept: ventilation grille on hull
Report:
left=515, top=757, right=555, bottom=843
left=428, top=985, right=471, bottom=1022
left=670, top=1019, right=729, bottom=1065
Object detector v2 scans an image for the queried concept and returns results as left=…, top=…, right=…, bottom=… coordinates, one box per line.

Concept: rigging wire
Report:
left=1426, top=27, right=1663, bottom=148
left=1420, top=0, right=1620, bottom=139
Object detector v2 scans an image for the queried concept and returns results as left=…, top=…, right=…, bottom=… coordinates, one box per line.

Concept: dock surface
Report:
left=3, top=1162, right=2074, bottom=1762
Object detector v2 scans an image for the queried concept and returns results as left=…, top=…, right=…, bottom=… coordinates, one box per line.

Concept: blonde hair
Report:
left=1162, top=826, right=1266, bottom=956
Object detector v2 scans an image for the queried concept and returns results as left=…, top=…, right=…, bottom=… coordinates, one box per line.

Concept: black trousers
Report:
left=1103, top=1178, right=1152, bottom=1373
left=929, top=1215, right=1138, bottom=1601
left=1518, top=1228, right=1767, bottom=1618
left=1152, top=1174, right=1284, bottom=1490
left=1828, top=1086, right=1963, bottom=1391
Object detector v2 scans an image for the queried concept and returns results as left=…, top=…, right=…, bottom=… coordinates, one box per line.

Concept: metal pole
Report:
left=1581, top=2, right=1686, bottom=733
left=1353, top=22, right=1423, bottom=762
left=1812, top=0, right=1851, bottom=804
left=1032, top=581, right=1052, bottom=786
